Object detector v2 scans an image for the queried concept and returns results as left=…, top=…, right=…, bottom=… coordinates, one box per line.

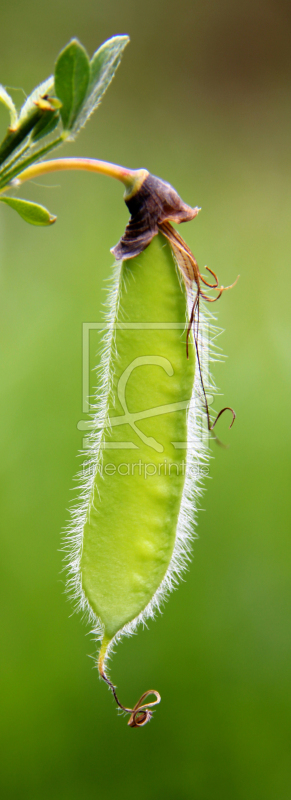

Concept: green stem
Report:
left=0, top=142, right=31, bottom=178
left=1, top=156, right=148, bottom=197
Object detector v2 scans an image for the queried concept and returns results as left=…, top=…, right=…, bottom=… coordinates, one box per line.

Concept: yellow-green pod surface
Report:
left=79, top=232, right=195, bottom=651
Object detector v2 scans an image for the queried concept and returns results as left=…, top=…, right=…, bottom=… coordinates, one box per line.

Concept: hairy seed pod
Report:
left=67, top=228, right=208, bottom=721
left=84, top=233, right=195, bottom=638
left=62, top=167, right=228, bottom=725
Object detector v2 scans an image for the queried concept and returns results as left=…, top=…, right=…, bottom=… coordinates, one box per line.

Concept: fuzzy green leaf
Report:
left=0, top=85, right=18, bottom=129
left=72, top=35, right=129, bottom=135
left=0, top=196, right=56, bottom=225
left=55, top=39, right=90, bottom=131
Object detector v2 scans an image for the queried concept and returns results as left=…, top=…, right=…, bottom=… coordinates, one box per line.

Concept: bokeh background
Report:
left=0, top=1, right=291, bottom=798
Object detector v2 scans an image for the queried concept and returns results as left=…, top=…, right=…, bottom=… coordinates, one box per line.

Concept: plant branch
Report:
left=0, top=136, right=64, bottom=191
left=4, top=156, right=149, bottom=197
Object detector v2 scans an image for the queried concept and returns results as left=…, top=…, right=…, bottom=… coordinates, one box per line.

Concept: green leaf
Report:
left=55, top=39, right=90, bottom=131
left=89, top=35, right=129, bottom=97
left=0, top=196, right=56, bottom=225
left=0, top=85, right=18, bottom=129
left=72, top=35, right=129, bottom=135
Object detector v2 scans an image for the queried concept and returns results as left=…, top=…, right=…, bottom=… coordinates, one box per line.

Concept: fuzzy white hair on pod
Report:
left=63, top=251, right=223, bottom=667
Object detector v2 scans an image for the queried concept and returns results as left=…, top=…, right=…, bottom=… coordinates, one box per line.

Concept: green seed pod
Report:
left=81, top=233, right=195, bottom=642
left=60, top=166, right=233, bottom=726
left=66, top=175, right=211, bottom=724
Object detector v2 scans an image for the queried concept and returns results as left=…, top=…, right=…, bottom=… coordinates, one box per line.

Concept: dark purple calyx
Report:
left=111, top=173, right=199, bottom=260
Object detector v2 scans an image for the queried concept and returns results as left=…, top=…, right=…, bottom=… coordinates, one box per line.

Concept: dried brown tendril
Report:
left=100, top=669, right=161, bottom=728
left=158, top=220, right=238, bottom=444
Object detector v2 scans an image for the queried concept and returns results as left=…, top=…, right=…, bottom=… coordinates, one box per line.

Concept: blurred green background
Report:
left=0, top=1, right=291, bottom=798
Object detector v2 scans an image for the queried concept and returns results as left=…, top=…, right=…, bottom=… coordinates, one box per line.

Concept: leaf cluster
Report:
left=0, top=35, right=129, bottom=225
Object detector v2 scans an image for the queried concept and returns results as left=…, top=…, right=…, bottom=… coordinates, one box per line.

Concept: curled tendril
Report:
left=200, top=265, right=219, bottom=288
left=186, top=290, right=236, bottom=445
left=160, top=221, right=238, bottom=446
left=210, top=406, right=236, bottom=431
left=127, top=691, right=161, bottom=727
left=100, top=670, right=161, bottom=728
